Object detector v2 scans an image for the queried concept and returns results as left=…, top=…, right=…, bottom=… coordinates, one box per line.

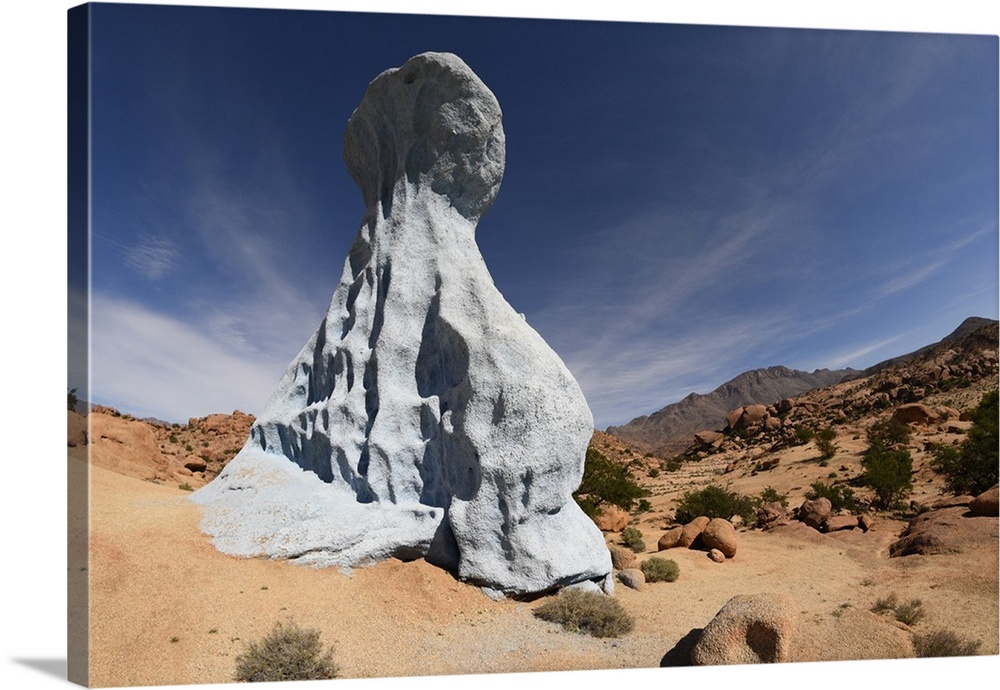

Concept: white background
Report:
left=1, top=2, right=997, bottom=689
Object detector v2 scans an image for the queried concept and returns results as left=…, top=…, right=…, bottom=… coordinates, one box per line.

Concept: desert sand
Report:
left=78, top=433, right=998, bottom=688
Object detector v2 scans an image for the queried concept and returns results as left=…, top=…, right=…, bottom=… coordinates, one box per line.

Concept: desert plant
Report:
left=794, top=425, right=815, bottom=444
left=233, top=620, right=339, bottom=683
left=870, top=593, right=898, bottom=614
left=867, top=417, right=911, bottom=446
left=574, top=447, right=648, bottom=518
left=931, top=389, right=998, bottom=495
left=913, top=629, right=982, bottom=657
left=893, top=599, right=924, bottom=626
left=814, top=426, right=837, bottom=459
left=758, top=486, right=788, bottom=507
left=636, top=499, right=652, bottom=513
left=68, top=387, right=79, bottom=412
left=674, top=484, right=756, bottom=525
left=639, top=557, right=680, bottom=583
left=806, top=480, right=857, bottom=512
left=620, top=527, right=646, bottom=552
left=178, top=483, right=194, bottom=492
left=663, top=457, right=683, bottom=473
left=861, top=438, right=913, bottom=510
left=532, top=589, right=634, bottom=638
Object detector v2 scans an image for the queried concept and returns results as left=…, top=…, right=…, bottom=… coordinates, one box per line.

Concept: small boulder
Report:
left=969, top=485, right=999, bottom=517
left=892, top=403, right=939, bottom=426
left=690, top=593, right=797, bottom=665
left=679, top=516, right=711, bottom=548
left=658, top=526, right=684, bottom=551
left=693, top=430, right=724, bottom=449
left=858, top=514, right=875, bottom=532
left=725, top=407, right=745, bottom=430
left=707, top=549, right=726, bottom=563
left=798, top=497, right=832, bottom=531
left=700, top=518, right=738, bottom=558
left=617, top=569, right=645, bottom=591
left=184, top=457, right=208, bottom=473
left=742, top=404, right=768, bottom=425
left=824, top=515, right=858, bottom=532
left=757, top=501, right=790, bottom=530
left=608, top=544, right=636, bottom=570
left=594, top=505, right=631, bottom=532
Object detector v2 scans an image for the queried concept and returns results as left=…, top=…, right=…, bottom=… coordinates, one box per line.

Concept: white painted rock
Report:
left=193, top=52, right=611, bottom=595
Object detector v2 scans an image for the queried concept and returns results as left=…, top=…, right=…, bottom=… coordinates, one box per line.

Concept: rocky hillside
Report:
left=607, top=365, right=854, bottom=455
left=72, top=406, right=254, bottom=489
left=672, top=321, right=999, bottom=463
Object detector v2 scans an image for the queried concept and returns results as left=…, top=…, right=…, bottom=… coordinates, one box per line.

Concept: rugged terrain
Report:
left=608, top=317, right=996, bottom=456
left=71, top=321, right=999, bottom=686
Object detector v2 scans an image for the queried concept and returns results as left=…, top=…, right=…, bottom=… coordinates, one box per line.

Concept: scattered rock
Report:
left=693, top=430, right=724, bottom=449
left=608, top=544, right=636, bottom=570
left=690, top=593, right=797, bottom=665
left=594, top=506, right=631, bottom=532
left=678, top=516, right=711, bottom=548
left=657, top=526, right=683, bottom=551
left=892, top=403, right=940, bottom=426
left=707, top=549, right=726, bottom=563
left=969, top=485, right=999, bottom=517
left=889, top=506, right=999, bottom=557
left=184, top=458, right=208, bottom=473
left=823, top=515, right=858, bottom=532
left=798, top=497, right=832, bottom=531
left=617, top=569, right=645, bottom=591
left=700, top=518, right=737, bottom=558
left=757, top=501, right=791, bottom=530
left=857, top=514, right=875, bottom=532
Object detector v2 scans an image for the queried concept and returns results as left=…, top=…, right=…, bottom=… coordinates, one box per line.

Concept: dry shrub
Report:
left=533, top=589, right=634, bottom=638
left=640, top=557, right=680, bottom=583
left=913, top=629, right=982, bottom=658
left=233, top=620, right=339, bottom=683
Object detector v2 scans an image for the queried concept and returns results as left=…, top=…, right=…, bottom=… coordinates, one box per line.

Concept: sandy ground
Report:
left=78, top=443, right=998, bottom=688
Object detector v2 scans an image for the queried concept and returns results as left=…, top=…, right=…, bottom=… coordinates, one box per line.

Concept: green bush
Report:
left=861, top=438, right=914, bottom=510
left=674, top=484, right=756, bottom=525
left=806, top=481, right=857, bottom=513
left=758, top=486, right=788, bottom=507
left=233, top=620, right=339, bottom=683
left=532, top=589, right=634, bottom=638
left=794, top=426, right=815, bottom=444
left=68, top=387, right=79, bottom=412
left=620, top=527, right=646, bottom=552
left=574, top=448, right=648, bottom=519
left=931, top=390, right=998, bottom=495
left=913, top=629, right=982, bottom=657
left=815, top=427, right=837, bottom=459
left=663, top=457, right=683, bottom=473
left=640, top=557, right=680, bottom=583
left=867, top=417, right=911, bottom=446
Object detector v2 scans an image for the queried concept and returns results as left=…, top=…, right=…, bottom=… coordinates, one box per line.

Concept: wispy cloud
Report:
left=823, top=333, right=908, bottom=370
left=90, top=292, right=294, bottom=421
left=123, top=235, right=179, bottom=280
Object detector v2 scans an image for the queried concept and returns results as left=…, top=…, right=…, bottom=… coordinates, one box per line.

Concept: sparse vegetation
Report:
left=233, top=620, right=339, bottom=683
left=861, top=438, right=913, bottom=510
left=178, top=483, right=194, bottom=492
left=639, top=557, right=680, bottom=583
left=758, top=486, right=788, bottom=507
left=68, top=387, right=79, bottom=412
left=913, top=629, right=982, bottom=658
left=663, top=457, right=683, bottom=473
left=674, top=484, right=757, bottom=525
left=532, top=589, right=635, bottom=638
left=815, top=426, right=837, bottom=459
left=805, top=481, right=856, bottom=513
left=931, top=389, right=998, bottom=495
left=619, top=527, right=645, bottom=553
left=794, top=426, right=815, bottom=444
left=870, top=593, right=924, bottom=626
left=867, top=417, right=911, bottom=446
left=573, top=448, right=648, bottom=518
left=893, top=599, right=925, bottom=626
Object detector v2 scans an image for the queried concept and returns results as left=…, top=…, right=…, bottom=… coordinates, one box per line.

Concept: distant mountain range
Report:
left=606, top=316, right=998, bottom=455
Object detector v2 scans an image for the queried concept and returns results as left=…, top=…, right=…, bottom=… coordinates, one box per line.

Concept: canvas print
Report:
left=67, top=3, right=999, bottom=687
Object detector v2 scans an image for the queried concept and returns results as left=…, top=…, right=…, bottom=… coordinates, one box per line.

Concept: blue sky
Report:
left=79, top=3, right=998, bottom=429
